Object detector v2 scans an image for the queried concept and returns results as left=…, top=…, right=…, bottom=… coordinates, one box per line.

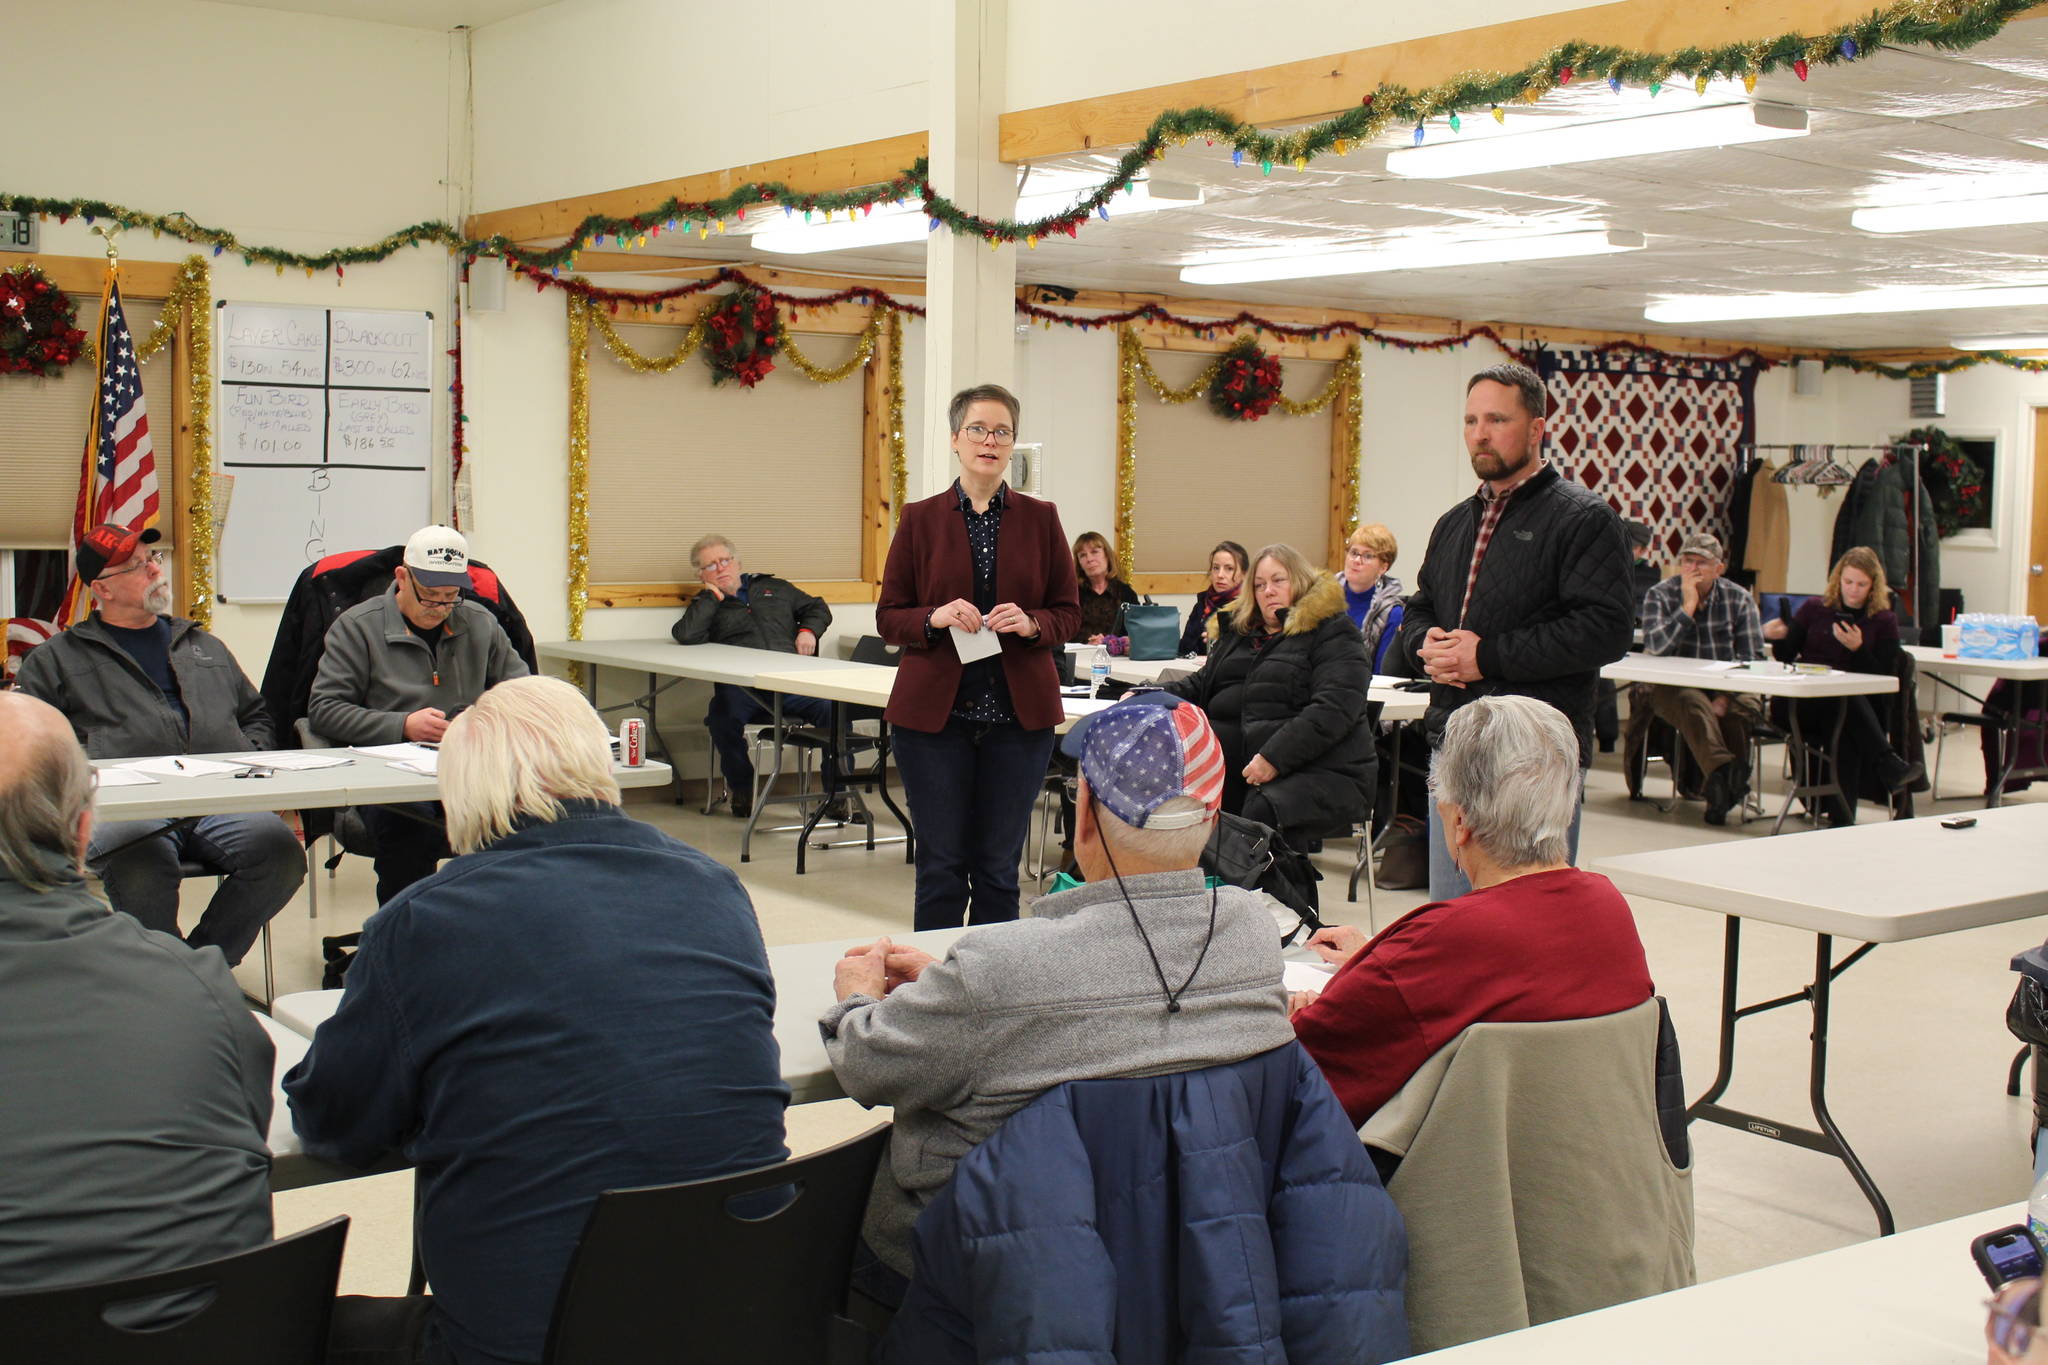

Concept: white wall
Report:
left=8, top=0, right=456, bottom=673
left=470, top=0, right=930, bottom=212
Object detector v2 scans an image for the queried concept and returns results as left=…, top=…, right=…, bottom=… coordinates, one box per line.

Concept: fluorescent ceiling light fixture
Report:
left=1951, top=333, right=2048, bottom=350
left=1646, top=284, right=2048, bottom=324
left=1852, top=192, right=2048, bottom=234
left=1180, top=228, right=1644, bottom=285
left=1385, top=102, right=1806, bottom=179
left=750, top=181, right=1203, bottom=255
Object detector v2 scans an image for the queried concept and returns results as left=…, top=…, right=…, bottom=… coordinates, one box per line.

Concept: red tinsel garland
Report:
left=0, top=264, right=87, bottom=377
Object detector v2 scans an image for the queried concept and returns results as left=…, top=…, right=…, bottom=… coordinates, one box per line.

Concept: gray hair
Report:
left=1426, top=695, right=1578, bottom=868
left=440, top=676, right=622, bottom=856
left=690, top=534, right=734, bottom=571
left=947, top=383, right=1021, bottom=434
left=1092, top=793, right=1214, bottom=868
left=1466, top=362, right=1547, bottom=419
left=0, top=710, right=94, bottom=891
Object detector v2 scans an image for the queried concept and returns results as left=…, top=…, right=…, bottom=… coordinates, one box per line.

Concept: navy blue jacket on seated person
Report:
left=283, top=802, right=789, bottom=1365
left=881, top=1041, right=1409, bottom=1365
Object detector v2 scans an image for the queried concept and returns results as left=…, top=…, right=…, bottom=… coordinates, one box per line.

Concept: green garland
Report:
left=0, top=0, right=2030, bottom=273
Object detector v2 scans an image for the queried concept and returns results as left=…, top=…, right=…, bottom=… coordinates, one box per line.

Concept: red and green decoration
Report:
left=0, top=264, right=87, bottom=377
left=705, top=283, right=780, bottom=388
left=1209, top=336, right=1283, bottom=421
left=1904, top=426, right=1988, bottom=538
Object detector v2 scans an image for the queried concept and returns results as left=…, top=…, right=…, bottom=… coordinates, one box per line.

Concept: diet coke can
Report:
left=621, top=717, right=645, bottom=767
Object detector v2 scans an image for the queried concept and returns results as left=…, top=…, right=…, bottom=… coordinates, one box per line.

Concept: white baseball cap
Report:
left=404, top=526, right=470, bottom=588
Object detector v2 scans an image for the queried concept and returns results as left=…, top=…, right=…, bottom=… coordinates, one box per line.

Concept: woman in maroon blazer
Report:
left=878, top=384, right=1080, bottom=929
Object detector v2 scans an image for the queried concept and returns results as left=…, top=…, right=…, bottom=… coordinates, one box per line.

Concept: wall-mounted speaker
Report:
left=467, top=256, right=507, bottom=312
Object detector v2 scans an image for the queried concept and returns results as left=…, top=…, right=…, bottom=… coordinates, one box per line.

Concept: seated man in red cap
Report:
left=821, top=693, right=1294, bottom=1308
left=15, top=523, right=301, bottom=965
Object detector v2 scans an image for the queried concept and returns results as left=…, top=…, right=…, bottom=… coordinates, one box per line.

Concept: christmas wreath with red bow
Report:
left=1901, top=425, right=1987, bottom=539
left=0, top=264, right=88, bottom=378
left=704, top=283, right=780, bottom=388
left=1207, top=334, right=1282, bottom=421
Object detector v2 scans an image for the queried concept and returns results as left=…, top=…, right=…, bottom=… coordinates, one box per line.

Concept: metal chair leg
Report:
left=2010, top=1044, right=2031, bottom=1098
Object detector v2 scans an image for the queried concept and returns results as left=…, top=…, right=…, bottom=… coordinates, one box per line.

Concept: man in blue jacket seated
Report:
left=285, top=676, right=789, bottom=1365
left=821, top=693, right=1297, bottom=1309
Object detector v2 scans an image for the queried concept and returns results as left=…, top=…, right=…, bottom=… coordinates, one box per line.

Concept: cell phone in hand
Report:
left=1974, top=1224, right=2044, bottom=1289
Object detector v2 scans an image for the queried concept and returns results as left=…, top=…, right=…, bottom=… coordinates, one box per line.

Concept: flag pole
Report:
left=57, top=230, right=125, bottom=627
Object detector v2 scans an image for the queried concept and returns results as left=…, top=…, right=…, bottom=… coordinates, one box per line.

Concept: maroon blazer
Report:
left=877, top=486, right=1081, bottom=733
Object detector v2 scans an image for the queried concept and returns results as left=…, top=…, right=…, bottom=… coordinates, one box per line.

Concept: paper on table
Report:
left=117, top=756, right=242, bottom=777
left=1061, top=697, right=1121, bottom=717
left=351, top=742, right=439, bottom=762
left=390, top=754, right=439, bottom=777
left=950, top=625, right=1002, bottom=664
left=224, top=751, right=353, bottom=771
left=1282, top=960, right=1336, bottom=995
left=94, top=767, right=160, bottom=788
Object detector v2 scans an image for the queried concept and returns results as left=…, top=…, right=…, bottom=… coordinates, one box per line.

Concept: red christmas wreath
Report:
left=0, top=264, right=87, bottom=378
left=1207, top=335, right=1282, bottom=421
left=704, top=284, right=780, bottom=388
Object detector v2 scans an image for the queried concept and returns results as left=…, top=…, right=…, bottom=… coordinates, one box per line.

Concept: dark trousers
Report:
left=892, top=716, right=1056, bottom=931
left=326, top=1295, right=435, bottom=1365
left=706, top=685, right=840, bottom=792
left=88, top=813, right=304, bottom=966
left=1594, top=678, right=1620, bottom=747
left=359, top=801, right=452, bottom=905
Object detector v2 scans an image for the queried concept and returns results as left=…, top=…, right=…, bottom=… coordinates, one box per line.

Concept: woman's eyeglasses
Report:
left=960, top=423, right=1016, bottom=446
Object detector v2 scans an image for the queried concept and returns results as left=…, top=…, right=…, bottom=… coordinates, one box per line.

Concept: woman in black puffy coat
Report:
left=1162, top=542, right=1375, bottom=851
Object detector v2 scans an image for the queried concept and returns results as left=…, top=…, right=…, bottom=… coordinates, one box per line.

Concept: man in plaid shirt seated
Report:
left=1637, top=531, right=1764, bottom=826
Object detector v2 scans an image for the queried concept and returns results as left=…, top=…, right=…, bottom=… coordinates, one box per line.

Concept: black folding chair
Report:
left=543, top=1125, right=891, bottom=1365
left=0, top=1217, right=348, bottom=1365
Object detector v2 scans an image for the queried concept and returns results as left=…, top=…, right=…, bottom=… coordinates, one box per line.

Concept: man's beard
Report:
left=1469, top=444, right=1534, bottom=483
left=143, top=580, right=173, bottom=615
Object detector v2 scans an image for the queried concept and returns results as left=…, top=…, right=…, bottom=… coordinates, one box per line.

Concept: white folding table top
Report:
left=1404, top=1204, right=2011, bottom=1363
left=538, top=638, right=850, bottom=687
left=750, top=664, right=897, bottom=709
left=91, top=750, right=672, bottom=823
left=1592, top=803, right=2048, bottom=942
left=1603, top=652, right=1896, bottom=698
left=1905, top=644, right=2048, bottom=682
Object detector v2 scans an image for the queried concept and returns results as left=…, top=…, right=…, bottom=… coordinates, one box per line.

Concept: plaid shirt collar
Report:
left=1475, top=458, right=1546, bottom=505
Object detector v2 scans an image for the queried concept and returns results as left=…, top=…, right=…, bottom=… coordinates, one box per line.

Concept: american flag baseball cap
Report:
left=1059, top=693, right=1225, bottom=830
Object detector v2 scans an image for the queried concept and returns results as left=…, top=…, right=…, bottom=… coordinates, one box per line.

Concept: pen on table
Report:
left=172, top=758, right=186, bottom=771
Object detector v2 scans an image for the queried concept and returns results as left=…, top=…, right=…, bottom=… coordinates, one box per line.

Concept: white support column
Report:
left=923, top=0, right=1016, bottom=498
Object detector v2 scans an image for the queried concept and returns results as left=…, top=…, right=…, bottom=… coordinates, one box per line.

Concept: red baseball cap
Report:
left=76, top=523, right=161, bottom=583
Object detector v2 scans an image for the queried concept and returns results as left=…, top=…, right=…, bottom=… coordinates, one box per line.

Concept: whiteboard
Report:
left=216, top=301, right=435, bottom=602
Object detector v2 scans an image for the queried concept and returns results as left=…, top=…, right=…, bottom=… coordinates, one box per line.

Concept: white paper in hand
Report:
left=950, top=624, right=1002, bottom=664
left=1282, top=961, right=1337, bottom=995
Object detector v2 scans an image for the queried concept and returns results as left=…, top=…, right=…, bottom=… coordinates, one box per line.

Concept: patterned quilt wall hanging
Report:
left=1533, top=347, right=1759, bottom=564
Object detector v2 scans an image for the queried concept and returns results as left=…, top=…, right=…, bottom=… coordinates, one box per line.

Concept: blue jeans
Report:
left=1425, top=769, right=1587, bottom=902
left=706, top=685, right=839, bottom=792
left=89, top=813, right=304, bottom=965
left=891, top=716, right=1056, bottom=931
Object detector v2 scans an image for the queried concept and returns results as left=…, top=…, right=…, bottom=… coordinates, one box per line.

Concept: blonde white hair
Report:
left=440, top=676, right=621, bottom=855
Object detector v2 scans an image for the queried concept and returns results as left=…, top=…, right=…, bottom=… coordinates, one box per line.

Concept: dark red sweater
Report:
left=1292, top=867, right=1653, bottom=1128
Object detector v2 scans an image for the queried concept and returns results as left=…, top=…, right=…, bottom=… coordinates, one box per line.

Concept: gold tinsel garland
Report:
left=586, top=304, right=706, bottom=372
left=566, top=296, right=592, bottom=679
left=1116, top=326, right=1363, bottom=575
left=133, top=257, right=216, bottom=629
left=777, top=310, right=884, bottom=384
left=886, top=308, right=906, bottom=528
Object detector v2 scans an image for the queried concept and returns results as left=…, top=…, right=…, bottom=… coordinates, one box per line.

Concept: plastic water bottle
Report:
left=1090, top=645, right=1111, bottom=698
left=2029, top=1163, right=2048, bottom=1249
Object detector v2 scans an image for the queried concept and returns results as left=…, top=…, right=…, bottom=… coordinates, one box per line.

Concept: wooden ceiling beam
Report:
left=999, top=0, right=2048, bottom=163
left=559, top=253, right=927, bottom=296
left=466, top=133, right=929, bottom=245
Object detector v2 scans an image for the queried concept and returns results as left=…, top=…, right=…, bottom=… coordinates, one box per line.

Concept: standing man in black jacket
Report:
left=672, top=534, right=837, bottom=817
left=1395, top=364, right=1633, bottom=900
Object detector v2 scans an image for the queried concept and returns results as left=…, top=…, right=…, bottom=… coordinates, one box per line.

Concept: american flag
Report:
left=60, top=282, right=158, bottom=624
